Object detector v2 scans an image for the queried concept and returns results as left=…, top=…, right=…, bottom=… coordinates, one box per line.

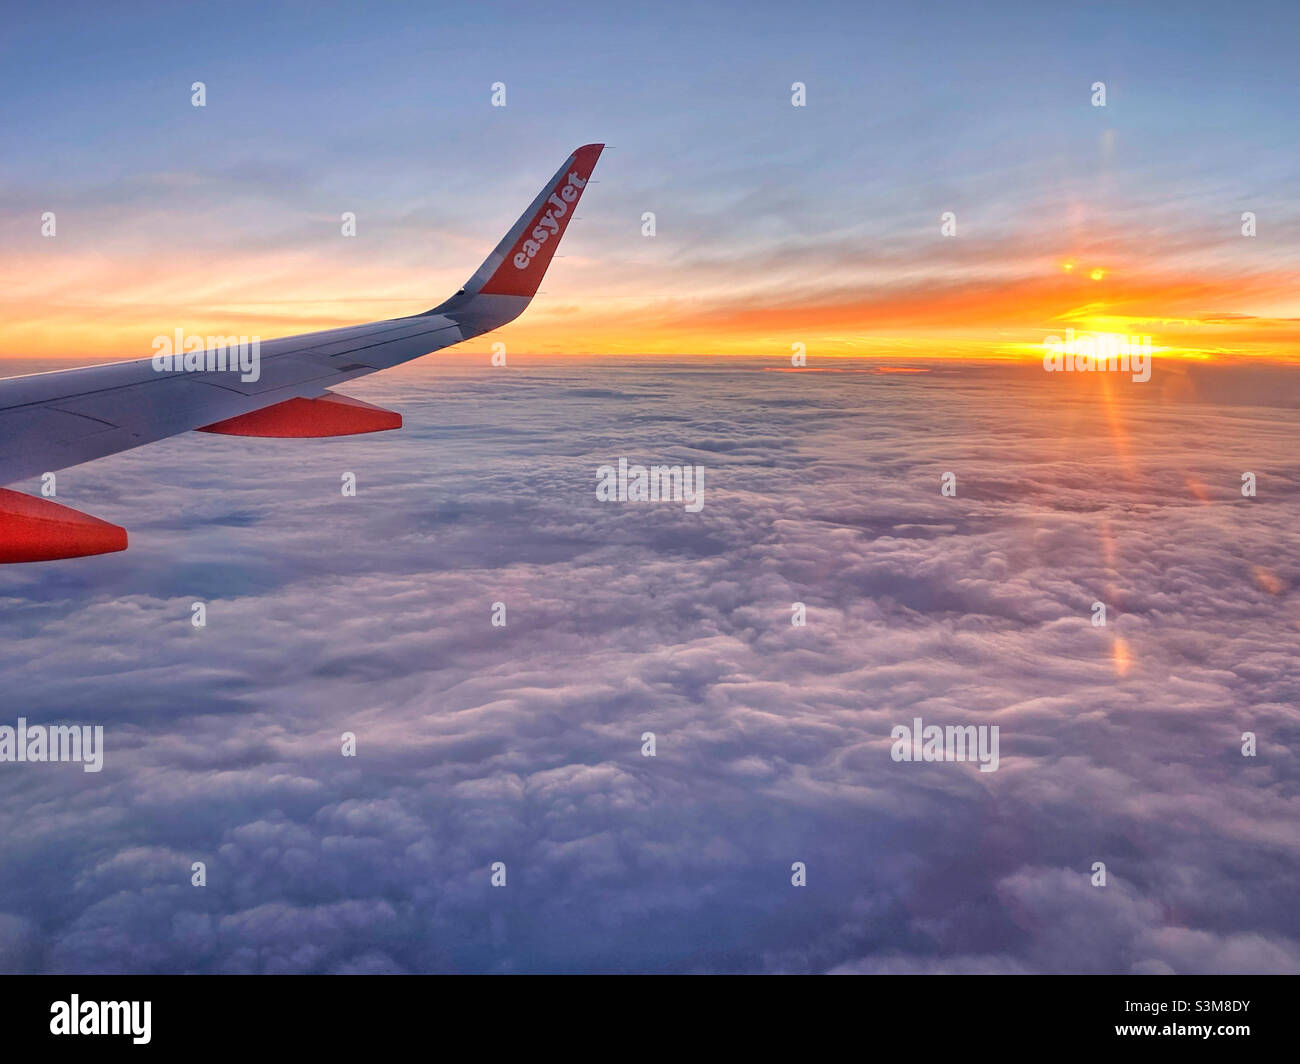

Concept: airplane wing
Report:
left=0, top=143, right=604, bottom=561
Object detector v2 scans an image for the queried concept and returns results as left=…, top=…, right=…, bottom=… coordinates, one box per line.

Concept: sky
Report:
left=1, top=1, right=1299, bottom=975
left=3, top=0, right=1300, bottom=359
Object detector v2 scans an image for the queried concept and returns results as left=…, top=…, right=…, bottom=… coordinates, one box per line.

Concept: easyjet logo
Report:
left=512, top=170, right=588, bottom=270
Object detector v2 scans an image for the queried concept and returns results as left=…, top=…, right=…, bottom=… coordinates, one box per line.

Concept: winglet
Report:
left=431, top=144, right=603, bottom=323
left=477, top=143, right=603, bottom=297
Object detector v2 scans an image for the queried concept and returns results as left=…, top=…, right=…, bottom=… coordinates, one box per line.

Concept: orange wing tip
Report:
left=196, top=392, right=402, bottom=437
left=479, top=143, right=605, bottom=298
left=0, top=489, right=128, bottom=563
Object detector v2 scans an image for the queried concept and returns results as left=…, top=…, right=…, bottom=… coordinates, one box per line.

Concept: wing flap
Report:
left=196, top=392, right=402, bottom=437
left=0, top=488, right=127, bottom=563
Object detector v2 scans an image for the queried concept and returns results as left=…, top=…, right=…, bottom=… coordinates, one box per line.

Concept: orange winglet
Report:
left=479, top=143, right=603, bottom=298
left=0, top=489, right=128, bottom=563
left=196, top=392, right=402, bottom=438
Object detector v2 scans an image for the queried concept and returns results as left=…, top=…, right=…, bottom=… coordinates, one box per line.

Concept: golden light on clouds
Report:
left=1252, top=566, right=1285, bottom=596
left=1111, top=636, right=1132, bottom=676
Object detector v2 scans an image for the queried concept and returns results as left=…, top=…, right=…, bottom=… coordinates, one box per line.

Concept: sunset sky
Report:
left=2, top=2, right=1299, bottom=978
left=3, top=0, right=1300, bottom=363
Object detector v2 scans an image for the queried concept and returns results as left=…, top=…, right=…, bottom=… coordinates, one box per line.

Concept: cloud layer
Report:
left=0, top=355, right=1297, bottom=973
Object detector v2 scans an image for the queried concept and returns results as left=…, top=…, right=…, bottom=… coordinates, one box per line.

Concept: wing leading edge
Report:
left=0, top=143, right=604, bottom=561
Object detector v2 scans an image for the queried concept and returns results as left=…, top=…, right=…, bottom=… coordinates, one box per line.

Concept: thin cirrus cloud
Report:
left=6, top=197, right=1300, bottom=361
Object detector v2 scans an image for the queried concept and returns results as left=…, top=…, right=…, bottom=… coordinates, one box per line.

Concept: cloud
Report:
left=0, top=356, right=1296, bottom=972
